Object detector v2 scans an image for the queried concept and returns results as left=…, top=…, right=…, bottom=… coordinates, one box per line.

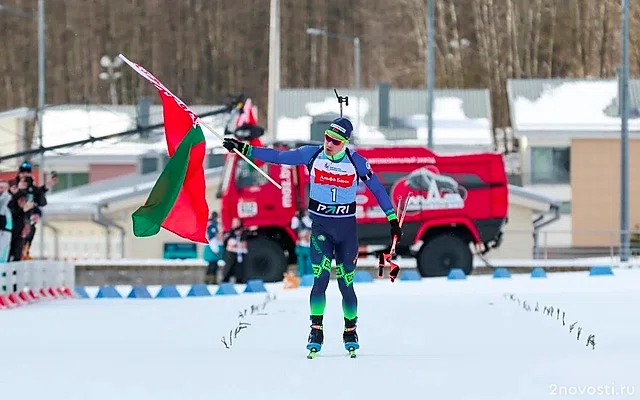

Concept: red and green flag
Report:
left=119, top=54, right=209, bottom=243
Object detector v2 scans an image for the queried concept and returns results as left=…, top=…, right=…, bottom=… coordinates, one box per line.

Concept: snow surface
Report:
left=512, top=81, right=640, bottom=131
left=1, top=269, right=639, bottom=399
left=42, top=109, right=134, bottom=148
left=277, top=95, right=493, bottom=147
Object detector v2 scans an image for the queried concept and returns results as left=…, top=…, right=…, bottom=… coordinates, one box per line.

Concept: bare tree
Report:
left=0, top=0, right=637, bottom=142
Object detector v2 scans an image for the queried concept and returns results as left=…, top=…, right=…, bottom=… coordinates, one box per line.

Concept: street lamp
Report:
left=306, top=27, right=361, bottom=140
left=0, top=0, right=46, bottom=258
left=99, top=55, right=123, bottom=105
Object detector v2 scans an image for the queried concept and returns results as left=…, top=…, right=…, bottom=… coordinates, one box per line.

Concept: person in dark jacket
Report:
left=222, top=218, right=248, bottom=283
left=0, top=180, right=12, bottom=263
left=14, top=161, right=55, bottom=259
left=7, top=190, right=35, bottom=262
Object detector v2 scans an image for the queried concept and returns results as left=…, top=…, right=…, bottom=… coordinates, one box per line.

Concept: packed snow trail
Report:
left=1, top=271, right=638, bottom=400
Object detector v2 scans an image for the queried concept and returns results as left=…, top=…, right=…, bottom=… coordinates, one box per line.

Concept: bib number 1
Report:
left=331, top=188, right=337, bottom=202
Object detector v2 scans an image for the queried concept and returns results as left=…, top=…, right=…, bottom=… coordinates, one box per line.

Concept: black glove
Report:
left=222, top=138, right=251, bottom=155
left=390, top=218, right=402, bottom=242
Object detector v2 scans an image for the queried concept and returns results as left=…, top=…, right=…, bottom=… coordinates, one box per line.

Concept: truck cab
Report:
left=217, top=141, right=508, bottom=281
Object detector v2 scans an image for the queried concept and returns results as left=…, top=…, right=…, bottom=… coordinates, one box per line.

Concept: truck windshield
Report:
left=235, top=158, right=268, bottom=189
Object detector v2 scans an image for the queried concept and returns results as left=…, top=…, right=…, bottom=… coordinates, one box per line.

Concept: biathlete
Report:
left=222, top=117, right=402, bottom=357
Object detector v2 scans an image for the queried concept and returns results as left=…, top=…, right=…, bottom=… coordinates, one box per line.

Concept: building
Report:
left=29, top=167, right=224, bottom=261
left=26, top=84, right=558, bottom=262
left=0, top=103, right=230, bottom=192
left=507, top=78, right=640, bottom=252
left=0, top=107, right=35, bottom=172
left=274, top=84, right=494, bottom=154
left=5, top=84, right=561, bottom=261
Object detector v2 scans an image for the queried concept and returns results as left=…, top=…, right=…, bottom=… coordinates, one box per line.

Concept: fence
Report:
left=28, top=231, right=124, bottom=261
left=0, top=261, right=75, bottom=308
left=532, top=229, right=640, bottom=261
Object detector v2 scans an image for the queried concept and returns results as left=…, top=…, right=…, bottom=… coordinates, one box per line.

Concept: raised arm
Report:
left=251, top=145, right=319, bottom=166
left=223, top=138, right=320, bottom=166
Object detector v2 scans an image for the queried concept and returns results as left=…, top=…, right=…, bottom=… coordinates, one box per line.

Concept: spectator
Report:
left=8, top=190, right=35, bottom=262
left=291, top=209, right=312, bottom=277
left=0, top=180, right=12, bottom=263
left=203, top=212, right=224, bottom=284
left=12, top=161, right=56, bottom=259
left=222, top=217, right=248, bottom=283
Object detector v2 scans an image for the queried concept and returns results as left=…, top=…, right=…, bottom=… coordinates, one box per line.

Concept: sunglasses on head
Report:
left=325, top=134, right=344, bottom=146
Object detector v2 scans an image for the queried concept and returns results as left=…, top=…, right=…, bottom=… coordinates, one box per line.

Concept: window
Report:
left=530, top=147, right=570, bottom=184
left=559, top=201, right=571, bottom=214
left=51, top=172, right=89, bottom=192
left=140, top=156, right=159, bottom=174
left=235, top=158, right=268, bottom=189
left=207, top=153, right=224, bottom=169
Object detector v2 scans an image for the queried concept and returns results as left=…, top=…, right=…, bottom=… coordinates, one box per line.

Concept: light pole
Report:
left=425, top=0, right=435, bottom=149
left=37, top=0, right=45, bottom=259
left=1, top=1, right=46, bottom=258
left=620, top=0, right=630, bottom=263
left=306, top=27, right=361, bottom=140
left=99, top=55, right=123, bottom=105
left=267, top=0, right=280, bottom=141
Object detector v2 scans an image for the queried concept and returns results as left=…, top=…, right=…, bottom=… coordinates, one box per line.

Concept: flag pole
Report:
left=117, top=53, right=282, bottom=190
left=199, top=120, right=282, bottom=189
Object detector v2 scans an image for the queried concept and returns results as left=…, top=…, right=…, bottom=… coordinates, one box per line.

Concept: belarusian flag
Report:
left=119, top=54, right=209, bottom=243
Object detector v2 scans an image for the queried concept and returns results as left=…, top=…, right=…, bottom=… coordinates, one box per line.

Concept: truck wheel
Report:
left=417, top=234, right=472, bottom=277
left=243, top=237, right=287, bottom=283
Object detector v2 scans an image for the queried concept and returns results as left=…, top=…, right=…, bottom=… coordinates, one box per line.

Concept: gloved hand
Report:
left=222, top=138, right=251, bottom=155
left=389, top=218, right=403, bottom=243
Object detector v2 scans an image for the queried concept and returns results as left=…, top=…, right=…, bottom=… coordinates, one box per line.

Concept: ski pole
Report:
left=386, top=194, right=412, bottom=282
left=389, top=194, right=411, bottom=255
left=379, top=195, right=402, bottom=278
left=379, top=194, right=412, bottom=279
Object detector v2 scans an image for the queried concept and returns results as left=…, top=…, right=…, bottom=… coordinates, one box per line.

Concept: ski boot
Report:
left=306, top=316, right=324, bottom=359
left=343, top=317, right=359, bottom=358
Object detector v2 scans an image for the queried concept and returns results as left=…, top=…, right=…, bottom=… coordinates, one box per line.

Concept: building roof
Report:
left=274, top=87, right=493, bottom=148
left=44, top=167, right=223, bottom=220
left=0, top=107, right=35, bottom=121
left=389, top=88, right=491, bottom=120
left=40, top=104, right=230, bottom=160
left=508, top=184, right=559, bottom=212
left=507, top=78, right=640, bottom=133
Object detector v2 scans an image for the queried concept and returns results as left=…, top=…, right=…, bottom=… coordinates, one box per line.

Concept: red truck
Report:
left=216, top=141, right=508, bottom=282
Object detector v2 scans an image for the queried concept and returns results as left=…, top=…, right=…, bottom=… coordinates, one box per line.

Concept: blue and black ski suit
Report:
left=250, top=144, right=398, bottom=322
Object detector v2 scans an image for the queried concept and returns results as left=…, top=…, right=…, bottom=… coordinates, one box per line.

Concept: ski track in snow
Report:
left=1, top=270, right=639, bottom=400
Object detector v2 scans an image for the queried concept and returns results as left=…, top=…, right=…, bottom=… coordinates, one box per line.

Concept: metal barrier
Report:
left=533, top=229, right=640, bottom=261
left=0, top=261, right=76, bottom=309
